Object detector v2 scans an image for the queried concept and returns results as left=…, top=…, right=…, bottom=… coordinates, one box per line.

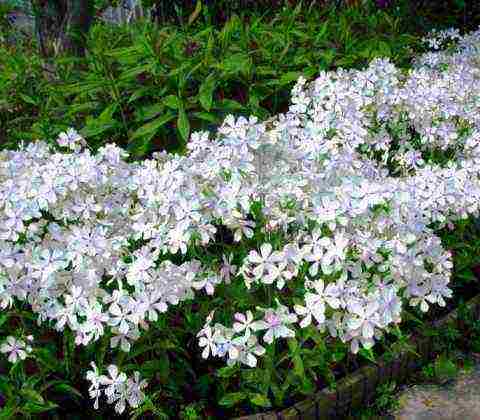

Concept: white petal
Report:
left=299, top=315, right=312, bottom=328
left=309, top=263, right=319, bottom=277
left=246, top=353, right=257, bottom=367
left=0, top=343, right=11, bottom=353
left=248, top=251, right=263, bottom=264
left=260, top=243, right=272, bottom=258
left=202, top=347, right=210, bottom=359
left=420, top=300, right=429, bottom=312
left=229, top=346, right=239, bottom=360
left=362, top=323, right=374, bottom=339
left=263, top=329, right=274, bottom=344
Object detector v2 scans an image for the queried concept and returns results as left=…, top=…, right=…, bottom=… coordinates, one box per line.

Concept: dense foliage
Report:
left=0, top=2, right=428, bottom=156
left=1, top=26, right=480, bottom=418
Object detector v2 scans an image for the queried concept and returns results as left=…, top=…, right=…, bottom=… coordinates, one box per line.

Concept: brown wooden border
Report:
left=236, top=294, right=480, bottom=420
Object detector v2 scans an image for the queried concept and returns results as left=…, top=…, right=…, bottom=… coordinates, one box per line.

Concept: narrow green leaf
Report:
left=359, top=348, right=376, bottom=363
left=135, top=103, right=165, bottom=122
left=250, top=393, right=271, bottom=408
left=220, top=53, right=252, bottom=76
left=198, top=74, right=216, bottom=111
left=287, top=338, right=305, bottom=378
left=218, top=392, right=247, bottom=407
left=216, top=99, right=243, bottom=112
left=177, top=107, right=190, bottom=142
left=141, top=355, right=170, bottom=381
left=187, top=0, right=202, bottom=26
left=130, top=112, right=175, bottom=140
left=128, top=87, right=152, bottom=104
left=20, top=389, right=44, bottom=404
left=163, top=95, right=181, bottom=109
left=0, top=314, right=7, bottom=327
left=80, top=119, right=117, bottom=138
left=279, top=71, right=302, bottom=86
left=315, top=22, right=329, bottom=44
left=19, top=94, right=37, bottom=106
left=192, top=111, right=218, bottom=123
left=21, top=402, right=58, bottom=414
left=98, top=103, right=117, bottom=123
left=0, top=405, right=16, bottom=419
left=66, top=101, right=100, bottom=116
left=216, top=365, right=238, bottom=378
left=33, top=348, right=59, bottom=372
left=53, top=383, right=83, bottom=400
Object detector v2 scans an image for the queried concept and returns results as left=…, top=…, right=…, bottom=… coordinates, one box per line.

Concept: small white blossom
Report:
left=0, top=336, right=32, bottom=363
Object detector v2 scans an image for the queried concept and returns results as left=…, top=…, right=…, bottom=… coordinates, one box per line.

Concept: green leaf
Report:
left=0, top=313, right=7, bottom=327
left=198, top=74, right=216, bottom=111
left=135, top=103, right=165, bottom=122
left=141, top=355, right=170, bottom=381
left=0, top=405, right=16, bottom=419
left=377, top=40, right=392, bottom=57
left=53, top=383, right=83, bottom=400
left=359, top=348, right=376, bottom=363
left=192, top=111, right=218, bottom=123
left=33, top=348, right=59, bottom=372
left=119, top=64, right=153, bottom=80
left=99, top=103, right=117, bottom=121
left=187, top=0, right=202, bottom=26
left=131, top=396, right=168, bottom=419
left=20, top=389, right=44, bottom=404
left=130, top=112, right=175, bottom=140
left=220, top=53, right=252, bottom=76
left=250, top=393, right=271, bottom=408
left=21, top=402, right=58, bottom=415
left=177, top=107, right=190, bottom=143
left=216, top=365, right=238, bottom=378
left=62, top=80, right=104, bottom=95
left=315, top=22, right=329, bottom=44
left=0, top=375, right=11, bottom=396
left=300, top=376, right=315, bottom=395
left=269, top=381, right=285, bottom=406
left=80, top=103, right=118, bottom=138
left=163, top=95, right=181, bottom=109
left=216, top=99, right=243, bottom=112
left=287, top=338, right=305, bottom=378
left=66, top=101, right=100, bottom=116
left=279, top=71, right=302, bottom=86
left=128, top=87, right=152, bottom=104
left=19, top=94, right=38, bottom=106
left=218, top=392, right=247, bottom=407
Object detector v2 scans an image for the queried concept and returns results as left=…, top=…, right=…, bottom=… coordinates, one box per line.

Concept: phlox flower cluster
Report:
left=421, top=27, right=461, bottom=50
left=86, top=362, right=147, bottom=414
left=1, top=26, right=480, bottom=413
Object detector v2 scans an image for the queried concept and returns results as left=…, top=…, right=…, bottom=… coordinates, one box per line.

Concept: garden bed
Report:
left=2, top=21, right=480, bottom=420
left=238, top=294, right=480, bottom=420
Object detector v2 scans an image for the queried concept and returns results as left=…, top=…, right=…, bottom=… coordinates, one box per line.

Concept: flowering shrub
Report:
left=1, top=27, right=480, bottom=416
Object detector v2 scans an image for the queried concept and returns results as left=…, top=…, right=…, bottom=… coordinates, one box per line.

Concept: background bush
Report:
left=0, top=0, right=451, bottom=156
left=1, top=0, right=479, bottom=156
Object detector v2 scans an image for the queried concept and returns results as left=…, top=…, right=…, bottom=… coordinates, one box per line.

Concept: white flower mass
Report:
left=2, top=27, right=480, bottom=414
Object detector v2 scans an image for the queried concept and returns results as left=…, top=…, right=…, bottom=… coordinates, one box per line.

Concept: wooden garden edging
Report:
left=237, top=294, right=480, bottom=420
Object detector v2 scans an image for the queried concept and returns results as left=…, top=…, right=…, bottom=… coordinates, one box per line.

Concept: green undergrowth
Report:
left=0, top=0, right=439, bottom=156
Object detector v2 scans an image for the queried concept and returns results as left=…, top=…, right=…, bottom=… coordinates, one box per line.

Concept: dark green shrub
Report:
left=0, top=2, right=423, bottom=156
